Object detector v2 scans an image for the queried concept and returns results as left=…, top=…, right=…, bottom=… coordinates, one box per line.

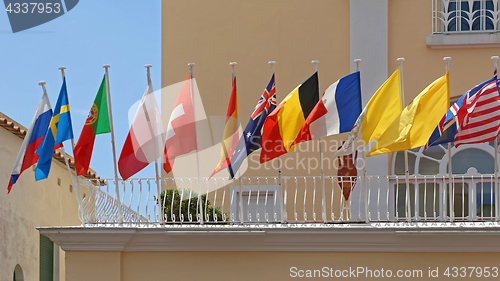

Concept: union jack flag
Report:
left=427, top=76, right=499, bottom=148
left=251, top=76, right=276, bottom=120
left=229, top=74, right=277, bottom=179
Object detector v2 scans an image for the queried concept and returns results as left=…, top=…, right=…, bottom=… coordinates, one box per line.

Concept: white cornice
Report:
left=38, top=222, right=500, bottom=252
left=426, top=33, right=500, bottom=49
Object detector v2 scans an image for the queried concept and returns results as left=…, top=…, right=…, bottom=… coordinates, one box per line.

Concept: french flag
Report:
left=8, top=93, right=53, bottom=193
left=297, top=71, right=362, bottom=143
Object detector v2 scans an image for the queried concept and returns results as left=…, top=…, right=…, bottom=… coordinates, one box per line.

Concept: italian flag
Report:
left=74, top=76, right=110, bottom=176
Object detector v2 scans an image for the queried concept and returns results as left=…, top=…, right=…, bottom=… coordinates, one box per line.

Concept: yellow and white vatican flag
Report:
left=367, top=73, right=449, bottom=156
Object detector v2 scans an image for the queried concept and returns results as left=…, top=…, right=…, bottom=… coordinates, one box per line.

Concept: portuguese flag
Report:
left=74, top=76, right=110, bottom=176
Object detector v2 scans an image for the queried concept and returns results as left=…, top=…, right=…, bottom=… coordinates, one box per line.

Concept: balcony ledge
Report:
left=427, top=32, right=500, bottom=49
left=39, top=222, right=500, bottom=253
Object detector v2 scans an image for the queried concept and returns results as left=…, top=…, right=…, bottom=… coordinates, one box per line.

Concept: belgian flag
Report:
left=74, top=76, right=111, bottom=175
left=260, top=72, right=319, bottom=163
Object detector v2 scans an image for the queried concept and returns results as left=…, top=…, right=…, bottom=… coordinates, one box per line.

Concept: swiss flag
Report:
left=163, top=74, right=198, bottom=174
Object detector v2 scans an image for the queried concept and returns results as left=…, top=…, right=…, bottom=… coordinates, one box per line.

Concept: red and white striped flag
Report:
left=454, top=78, right=500, bottom=147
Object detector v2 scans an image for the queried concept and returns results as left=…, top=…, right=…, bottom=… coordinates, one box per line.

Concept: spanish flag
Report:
left=260, top=72, right=319, bottom=163
left=210, top=77, right=239, bottom=178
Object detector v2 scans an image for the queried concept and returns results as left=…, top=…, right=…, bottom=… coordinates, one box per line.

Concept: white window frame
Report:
left=230, top=184, right=282, bottom=223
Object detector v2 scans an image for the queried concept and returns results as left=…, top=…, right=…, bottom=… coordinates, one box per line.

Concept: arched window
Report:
left=13, top=264, right=24, bottom=281
left=391, top=142, right=497, bottom=220
left=392, top=142, right=495, bottom=175
left=435, top=0, right=497, bottom=33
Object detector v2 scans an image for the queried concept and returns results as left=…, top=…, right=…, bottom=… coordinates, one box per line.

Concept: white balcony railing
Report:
left=80, top=179, right=148, bottom=224
left=77, top=174, right=499, bottom=225
left=432, top=0, right=500, bottom=34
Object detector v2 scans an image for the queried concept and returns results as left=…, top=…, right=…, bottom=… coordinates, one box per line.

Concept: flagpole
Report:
left=492, top=55, right=499, bottom=222
left=395, top=58, right=411, bottom=222
left=144, top=64, right=163, bottom=224
left=103, top=65, right=123, bottom=224
left=188, top=63, right=204, bottom=224
left=269, top=61, right=285, bottom=223
left=58, top=67, right=85, bottom=223
left=443, top=57, right=453, bottom=223
left=39, top=80, right=82, bottom=219
left=228, top=62, right=244, bottom=224
left=355, top=59, right=369, bottom=223
left=311, top=60, right=326, bottom=222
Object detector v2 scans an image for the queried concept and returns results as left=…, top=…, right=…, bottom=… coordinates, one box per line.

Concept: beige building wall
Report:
left=40, top=226, right=500, bottom=280
left=389, top=0, right=500, bottom=103
left=161, top=0, right=357, bottom=222
left=162, top=0, right=500, bottom=177
left=0, top=115, right=84, bottom=281
left=160, top=0, right=500, bottom=220
left=65, top=250, right=500, bottom=281
left=34, top=2, right=500, bottom=281
left=161, top=1, right=500, bottom=214
left=162, top=0, right=351, bottom=180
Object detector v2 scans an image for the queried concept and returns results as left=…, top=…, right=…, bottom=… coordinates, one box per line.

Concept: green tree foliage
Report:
left=155, top=189, right=227, bottom=223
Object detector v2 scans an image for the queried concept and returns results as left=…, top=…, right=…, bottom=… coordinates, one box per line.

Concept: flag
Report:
left=8, top=92, right=53, bottom=193
left=163, top=74, right=197, bottom=174
left=426, top=77, right=494, bottom=147
left=296, top=71, right=362, bottom=142
left=229, top=74, right=276, bottom=179
left=367, top=72, right=449, bottom=156
left=454, top=77, right=500, bottom=147
left=260, top=72, right=319, bottom=163
left=118, top=83, right=165, bottom=180
left=73, top=76, right=111, bottom=176
left=35, top=79, right=74, bottom=181
left=337, top=148, right=358, bottom=201
left=334, top=69, right=401, bottom=157
left=210, top=77, right=239, bottom=178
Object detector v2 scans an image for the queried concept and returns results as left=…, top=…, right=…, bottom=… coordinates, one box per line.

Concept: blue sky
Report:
left=0, top=1, right=162, bottom=179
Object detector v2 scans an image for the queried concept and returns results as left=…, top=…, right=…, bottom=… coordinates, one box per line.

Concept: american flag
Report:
left=426, top=76, right=497, bottom=148
left=454, top=77, right=500, bottom=147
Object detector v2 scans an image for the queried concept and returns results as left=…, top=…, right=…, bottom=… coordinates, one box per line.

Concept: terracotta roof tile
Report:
left=0, top=115, right=101, bottom=181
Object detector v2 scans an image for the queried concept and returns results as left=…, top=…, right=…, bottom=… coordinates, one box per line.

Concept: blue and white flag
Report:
left=35, top=78, right=74, bottom=181
left=229, top=74, right=276, bottom=179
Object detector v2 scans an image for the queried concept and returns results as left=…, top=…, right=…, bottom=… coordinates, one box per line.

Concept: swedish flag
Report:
left=35, top=78, right=74, bottom=181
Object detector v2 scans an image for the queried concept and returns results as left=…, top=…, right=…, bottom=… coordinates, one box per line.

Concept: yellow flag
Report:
left=360, top=69, right=401, bottom=144
left=367, top=72, right=449, bottom=157
left=332, top=69, right=401, bottom=158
